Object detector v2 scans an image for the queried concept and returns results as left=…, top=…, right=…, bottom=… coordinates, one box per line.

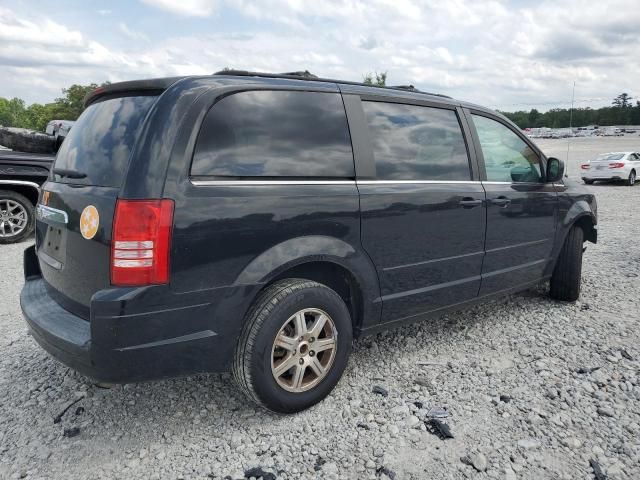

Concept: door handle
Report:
left=459, top=197, right=484, bottom=208
left=490, top=196, right=511, bottom=207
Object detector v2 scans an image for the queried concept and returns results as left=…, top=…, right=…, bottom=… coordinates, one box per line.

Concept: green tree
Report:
left=528, top=109, right=541, bottom=127
left=363, top=71, right=387, bottom=86
left=0, top=81, right=110, bottom=132
left=612, top=93, right=632, bottom=108
left=53, top=83, right=103, bottom=120
left=0, top=97, right=28, bottom=127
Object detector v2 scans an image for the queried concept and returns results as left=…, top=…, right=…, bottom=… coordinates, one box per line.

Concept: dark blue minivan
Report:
left=21, top=71, right=597, bottom=413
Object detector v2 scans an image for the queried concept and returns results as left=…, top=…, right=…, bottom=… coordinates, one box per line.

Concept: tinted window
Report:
left=472, top=115, right=542, bottom=183
left=362, top=101, right=470, bottom=180
left=53, top=96, right=157, bottom=187
left=191, top=90, right=354, bottom=178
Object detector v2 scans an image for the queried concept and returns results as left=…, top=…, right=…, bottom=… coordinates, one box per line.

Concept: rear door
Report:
left=347, top=95, right=486, bottom=323
left=467, top=111, right=558, bottom=295
left=36, top=95, right=157, bottom=317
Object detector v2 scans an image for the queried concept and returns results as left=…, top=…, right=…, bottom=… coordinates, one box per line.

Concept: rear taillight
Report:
left=111, top=199, right=174, bottom=286
left=609, top=162, right=625, bottom=169
left=580, top=164, right=590, bottom=170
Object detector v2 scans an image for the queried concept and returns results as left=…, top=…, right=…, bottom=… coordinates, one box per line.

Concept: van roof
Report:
left=84, top=71, right=459, bottom=107
left=82, top=71, right=500, bottom=119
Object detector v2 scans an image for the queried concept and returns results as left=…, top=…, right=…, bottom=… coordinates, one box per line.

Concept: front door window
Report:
left=472, top=115, right=542, bottom=183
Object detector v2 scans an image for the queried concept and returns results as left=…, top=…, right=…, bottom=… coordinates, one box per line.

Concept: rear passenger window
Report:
left=191, top=90, right=354, bottom=178
left=362, top=101, right=471, bottom=181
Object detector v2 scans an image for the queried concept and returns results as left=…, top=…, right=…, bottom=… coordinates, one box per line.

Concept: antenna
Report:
left=566, top=81, right=576, bottom=177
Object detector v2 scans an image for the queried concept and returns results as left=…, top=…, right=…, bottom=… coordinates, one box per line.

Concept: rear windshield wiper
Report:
left=53, top=168, right=87, bottom=179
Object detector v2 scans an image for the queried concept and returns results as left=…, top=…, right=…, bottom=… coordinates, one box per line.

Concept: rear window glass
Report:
left=362, top=101, right=471, bottom=181
left=596, top=153, right=624, bottom=161
left=53, top=95, right=157, bottom=187
left=191, top=90, right=354, bottom=178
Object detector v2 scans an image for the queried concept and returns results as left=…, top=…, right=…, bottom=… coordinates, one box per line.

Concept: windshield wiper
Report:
left=53, top=167, right=87, bottom=179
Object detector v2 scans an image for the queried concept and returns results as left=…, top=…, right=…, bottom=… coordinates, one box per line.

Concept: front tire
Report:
left=0, top=190, right=35, bottom=244
left=233, top=279, right=353, bottom=413
left=550, top=226, right=584, bottom=301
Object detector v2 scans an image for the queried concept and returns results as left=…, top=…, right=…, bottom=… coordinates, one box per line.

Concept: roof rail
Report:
left=212, top=70, right=451, bottom=99
left=391, top=85, right=418, bottom=92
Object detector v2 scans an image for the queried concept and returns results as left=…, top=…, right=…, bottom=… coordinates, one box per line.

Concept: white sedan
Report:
left=581, top=152, right=640, bottom=186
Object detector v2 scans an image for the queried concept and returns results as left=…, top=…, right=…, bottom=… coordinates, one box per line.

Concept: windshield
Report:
left=53, top=95, right=157, bottom=187
left=595, top=153, right=625, bottom=161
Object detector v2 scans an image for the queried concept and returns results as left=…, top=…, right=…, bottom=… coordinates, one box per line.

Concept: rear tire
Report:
left=583, top=179, right=594, bottom=185
left=550, top=226, right=584, bottom=301
left=627, top=170, right=636, bottom=186
left=233, top=279, right=353, bottom=413
left=0, top=190, right=35, bottom=244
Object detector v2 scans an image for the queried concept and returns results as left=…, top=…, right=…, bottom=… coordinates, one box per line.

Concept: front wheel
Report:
left=0, top=190, right=35, bottom=244
left=550, top=226, right=584, bottom=301
left=233, top=279, right=353, bottom=413
left=627, top=171, right=636, bottom=186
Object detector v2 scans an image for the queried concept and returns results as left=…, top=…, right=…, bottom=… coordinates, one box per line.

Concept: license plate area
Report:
left=40, top=222, right=67, bottom=268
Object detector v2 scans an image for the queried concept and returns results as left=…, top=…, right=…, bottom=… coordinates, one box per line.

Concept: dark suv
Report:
left=21, top=71, right=597, bottom=413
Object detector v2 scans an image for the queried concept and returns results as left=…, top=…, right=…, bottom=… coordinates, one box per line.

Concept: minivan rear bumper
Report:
left=21, top=245, right=242, bottom=383
left=21, top=277, right=96, bottom=377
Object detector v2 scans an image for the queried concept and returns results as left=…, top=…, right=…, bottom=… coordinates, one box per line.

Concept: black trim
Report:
left=342, top=94, right=376, bottom=179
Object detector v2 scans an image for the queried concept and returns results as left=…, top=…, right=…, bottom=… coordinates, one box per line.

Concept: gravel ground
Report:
left=1, top=137, right=640, bottom=480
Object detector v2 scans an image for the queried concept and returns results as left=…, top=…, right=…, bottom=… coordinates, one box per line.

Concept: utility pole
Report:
left=566, top=81, right=576, bottom=177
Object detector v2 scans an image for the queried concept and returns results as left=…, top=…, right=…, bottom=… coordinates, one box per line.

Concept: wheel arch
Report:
left=545, top=203, right=596, bottom=277
left=0, top=180, right=40, bottom=206
left=233, top=235, right=382, bottom=336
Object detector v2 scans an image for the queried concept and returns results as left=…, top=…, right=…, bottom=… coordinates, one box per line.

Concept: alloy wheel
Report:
left=0, top=199, right=28, bottom=238
left=271, top=308, right=337, bottom=393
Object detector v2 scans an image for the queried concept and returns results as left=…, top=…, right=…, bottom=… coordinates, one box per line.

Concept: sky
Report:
left=1, top=0, right=638, bottom=112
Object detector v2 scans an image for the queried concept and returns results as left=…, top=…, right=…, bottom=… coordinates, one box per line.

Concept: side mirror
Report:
left=546, top=157, right=564, bottom=183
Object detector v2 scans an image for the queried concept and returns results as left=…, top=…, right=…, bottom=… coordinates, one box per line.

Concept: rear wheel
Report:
left=0, top=190, right=35, bottom=244
left=627, top=170, right=636, bottom=186
left=233, top=279, right=352, bottom=413
left=550, top=226, right=584, bottom=301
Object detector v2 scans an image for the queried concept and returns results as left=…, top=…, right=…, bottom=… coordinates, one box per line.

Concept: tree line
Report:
left=0, top=83, right=108, bottom=132
left=500, top=93, right=640, bottom=129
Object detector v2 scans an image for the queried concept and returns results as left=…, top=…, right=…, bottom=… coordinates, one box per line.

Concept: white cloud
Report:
left=0, top=7, right=83, bottom=47
left=1, top=1, right=639, bottom=110
left=118, top=23, right=149, bottom=42
left=140, top=0, right=217, bottom=17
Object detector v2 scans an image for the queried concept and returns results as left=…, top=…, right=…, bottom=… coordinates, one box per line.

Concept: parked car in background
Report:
left=21, top=71, right=597, bottom=413
left=45, top=120, right=75, bottom=149
left=581, top=152, right=640, bottom=186
left=0, top=150, right=53, bottom=243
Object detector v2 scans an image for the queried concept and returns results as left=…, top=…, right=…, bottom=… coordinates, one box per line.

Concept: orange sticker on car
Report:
left=80, top=205, right=99, bottom=240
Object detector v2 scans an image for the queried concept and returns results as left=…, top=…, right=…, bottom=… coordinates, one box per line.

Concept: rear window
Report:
left=53, top=95, right=157, bottom=187
left=191, top=90, right=354, bottom=178
left=596, top=153, right=624, bottom=161
left=362, top=101, right=471, bottom=181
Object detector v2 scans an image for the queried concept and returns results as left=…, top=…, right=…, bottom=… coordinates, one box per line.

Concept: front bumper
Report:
left=20, top=245, right=241, bottom=383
